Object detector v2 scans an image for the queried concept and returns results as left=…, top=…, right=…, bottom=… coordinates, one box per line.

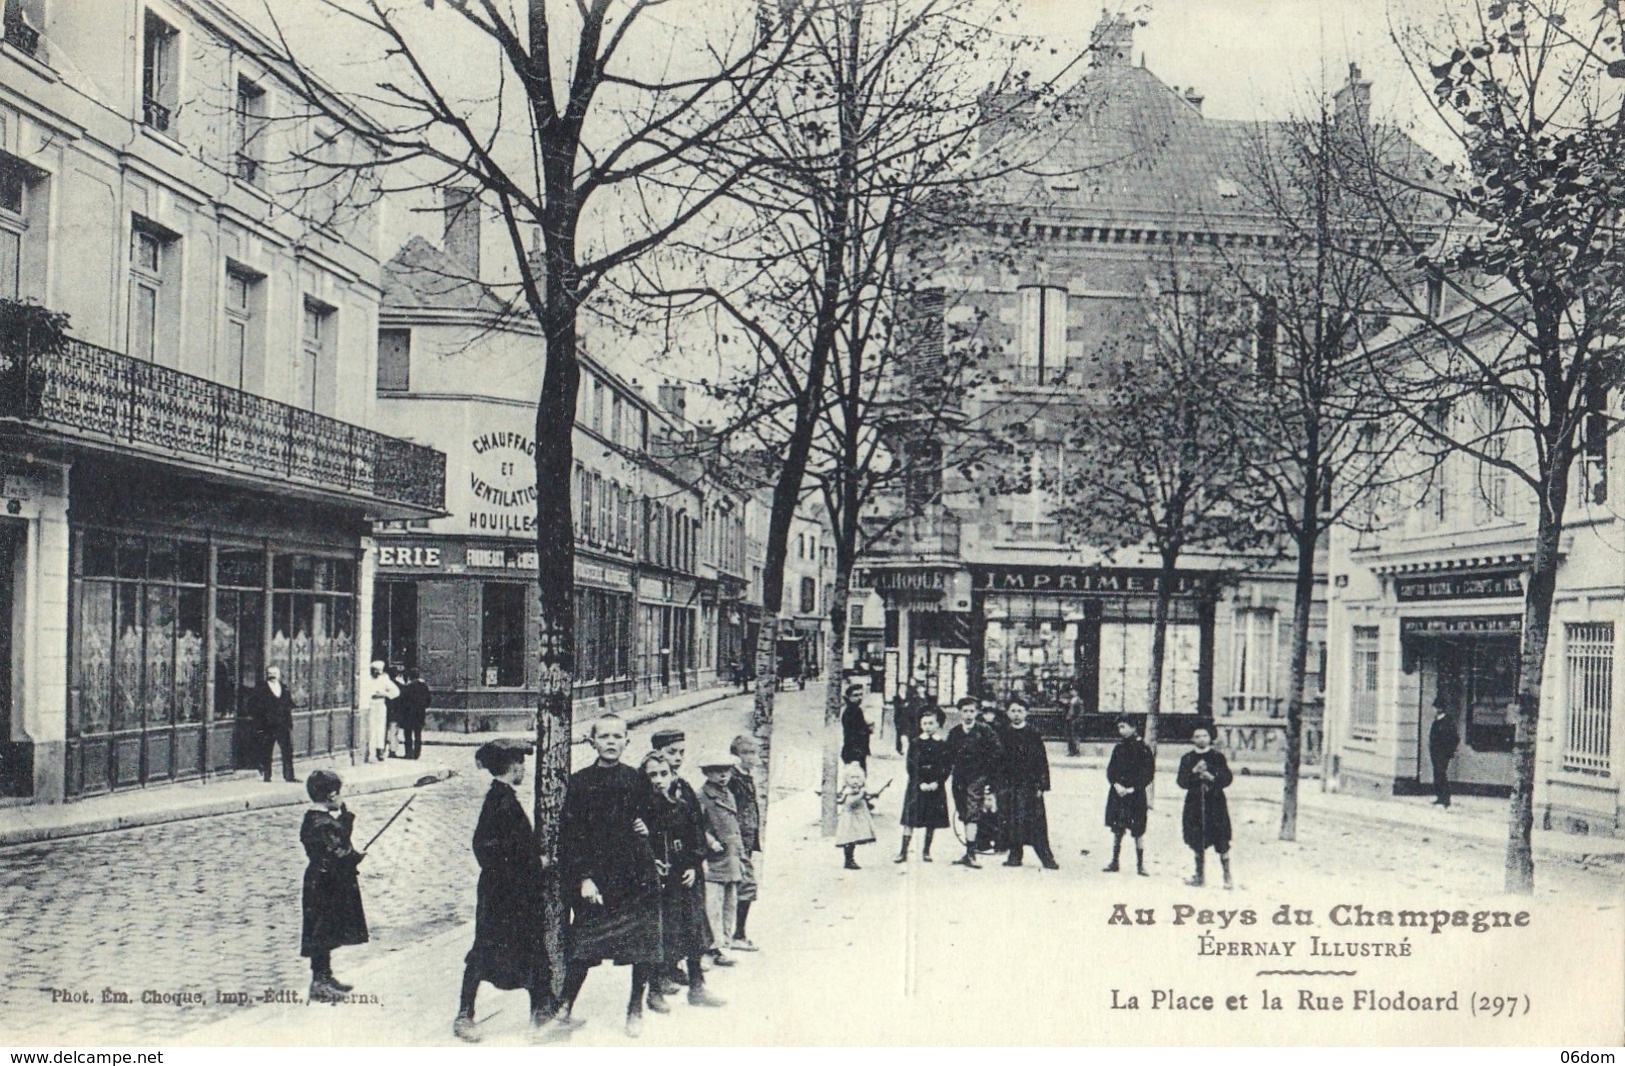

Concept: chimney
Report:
left=657, top=380, right=687, bottom=421
left=1183, top=87, right=1205, bottom=114
left=1334, top=62, right=1371, bottom=127
left=442, top=187, right=481, bottom=277
left=1090, top=9, right=1135, bottom=66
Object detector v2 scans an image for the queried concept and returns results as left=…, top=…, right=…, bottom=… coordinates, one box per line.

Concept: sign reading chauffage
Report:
left=468, top=431, right=538, bottom=536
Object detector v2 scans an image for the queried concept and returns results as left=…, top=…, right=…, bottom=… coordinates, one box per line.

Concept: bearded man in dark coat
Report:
left=1102, top=716, right=1155, bottom=875
left=553, top=715, right=665, bottom=1039
left=453, top=738, right=548, bottom=1042
left=1176, top=723, right=1234, bottom=889
left=998, top=700, right=1059, bottom=869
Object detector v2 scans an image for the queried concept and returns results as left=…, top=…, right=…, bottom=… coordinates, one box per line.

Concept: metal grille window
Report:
left=1564, top=622, right=1613, bottom=774
left=1349, top=626, right=1380, bottom=740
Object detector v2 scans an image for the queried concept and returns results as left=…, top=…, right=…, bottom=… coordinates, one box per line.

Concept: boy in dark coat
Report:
left=892, top=684, right=920, bottom=756
left=946, top=696, right=1002, bottom=868
left=840, top=684, right=872, bottom=770
left=998, top=700, right=1059, bottom=869
left=640, top=750, right=725, bottom=1014
left=454, top=738, right=548, bottom=1042
left=552, top=715, right=666, bottom=1039
left=1176, top=724, right=1234, bottom=889
left=1103, top=716, right=1155, bottom=875
left=299, top=769, right=367, bottom=1002
left=727, top=733, right=763, bottom=951
left=895, top=705, right=950, bottom=862
left=649, top=728, right=726, bottom=992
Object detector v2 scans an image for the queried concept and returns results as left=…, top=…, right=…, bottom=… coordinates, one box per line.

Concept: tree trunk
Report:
left=1144, top=550, right=1177, bottom=756
left=1278, top=526, right=1318, bottom=842
left=530, top=273, right=580, bottom=1005
left=821, top=569, right=851, bottom=834
left=1506, top=489, right=1565, bottom=894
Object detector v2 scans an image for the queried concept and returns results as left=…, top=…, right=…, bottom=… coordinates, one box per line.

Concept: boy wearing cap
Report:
left=697, top=752, right=745, bottom=968
left=453, top=738, right=549, bottom=1042
left=299, top=770, right=367, bottom=1002
left=840, top=685, right=872, bottom=771
left=1102, top=716, right=1154, bottom=875
left=649, top=729, right=720, bottom=993
left=946, top=696, right=1003, bottom=867
left=727, top=734, right=762, bottom=952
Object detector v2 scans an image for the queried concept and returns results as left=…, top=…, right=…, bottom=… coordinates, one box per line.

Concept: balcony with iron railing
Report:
left=3, top=14, right=39, bottom=56
left=0, top=336, right=446, bottom=515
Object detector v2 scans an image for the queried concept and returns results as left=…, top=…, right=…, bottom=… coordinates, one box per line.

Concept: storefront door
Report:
left=1412, top=634, right=1518, bottom=790
left=0, top=521, right=17, bottom=794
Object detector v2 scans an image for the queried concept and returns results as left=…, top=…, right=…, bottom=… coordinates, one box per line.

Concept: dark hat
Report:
left=956, top=696, right=979, bottom=708
left=846, top=684, right=866, bottom=697
left=475, top=737, right=534, bottom=772
left=306, top=769, right=343, bottom=803
left=650, top=729, right=686, bottom=749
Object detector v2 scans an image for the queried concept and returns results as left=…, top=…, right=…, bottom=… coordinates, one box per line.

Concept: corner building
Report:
left=0, top=2, right=445, bottom=803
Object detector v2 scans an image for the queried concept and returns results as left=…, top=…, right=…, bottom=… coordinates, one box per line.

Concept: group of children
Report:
left=841, top=688, right=1238, bottom=889
left=292, top=721, right=766, bottom=1042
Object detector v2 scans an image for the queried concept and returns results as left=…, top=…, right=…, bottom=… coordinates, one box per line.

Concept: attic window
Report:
left=1214, top=178, right=1240, bottom=199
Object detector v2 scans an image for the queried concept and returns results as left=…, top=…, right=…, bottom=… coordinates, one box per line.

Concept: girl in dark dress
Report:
left=895, top=706, right=950, bottom=862
left=299, top=770, right=368, bottom=1003
left=1103, top=716, right=1155, bottom=876
left=453, top=739, right=548, bottom=1042
left=1176, top=724, right=1234, bottom=889
left=639, top=751, right=725, bottom=1013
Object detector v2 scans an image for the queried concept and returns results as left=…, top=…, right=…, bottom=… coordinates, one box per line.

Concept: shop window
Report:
left=372, top=580, right=418, bottom=670
left=377, top=328, right=410, bottom=391
left=1349, top=626, right=1379, bottom=740
left=481, top=582, right=526, bottom=686
left=213, top=552, right=264, bottom=724
left=141, top=10, right=179, bottom=133
left=72, top=532, right=208, bottom=739
left=1228, top=608, right=1278, bottom=717
left=1564, top=622, right=1613, bottom=775
left=271, top=552, right=357, bottom=711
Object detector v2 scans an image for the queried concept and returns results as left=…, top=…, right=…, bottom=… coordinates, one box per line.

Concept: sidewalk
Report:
left=0, top=683, right=740, bottom=849
left=423, top=682, right=741, bottom=748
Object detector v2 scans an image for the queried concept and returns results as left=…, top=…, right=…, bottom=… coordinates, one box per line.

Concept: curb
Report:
left=425, top=690, right=745, bottom=748
left=1247, top=790, right=1625, bottom=864
left=0, top=767, right=457, bottom=850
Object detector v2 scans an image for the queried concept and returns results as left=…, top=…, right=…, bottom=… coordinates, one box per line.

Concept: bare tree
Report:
left=261, top=0, right=798, bottom=995
left=1224, top=97, right=1429, bottom=842
left=627, top=0, right=1063, bottom=759
left=1356, top=0, right=1625, bottom=892
left=1048, top=264, right=1276, bottom=756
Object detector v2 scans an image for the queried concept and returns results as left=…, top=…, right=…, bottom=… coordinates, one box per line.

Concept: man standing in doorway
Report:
left=246, top=665, right=296, bottom=782
left=1428, top=701, right=1459, bottom=809
left=365, top=661, right=399, bottom=764
left=398, top=669, right=431, bottom=760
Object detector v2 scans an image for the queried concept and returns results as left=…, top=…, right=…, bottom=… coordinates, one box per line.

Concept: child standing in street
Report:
left=727, top=734, right=763, bottom=952
left=895, top=706, right=950, bottom=863
left=299, top=770, right=368, bottom=1003
left=697, top=753, right=745, bottom=968
left=835, top=765, right=878, bottom=870
left=453, top=738, right=548, bottom=1042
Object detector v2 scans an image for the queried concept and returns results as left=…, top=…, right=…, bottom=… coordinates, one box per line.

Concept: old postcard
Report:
left=0, top=0, right=1621, bottom=1051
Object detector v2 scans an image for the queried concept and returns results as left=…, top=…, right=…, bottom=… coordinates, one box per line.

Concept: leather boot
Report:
left=1103, top=835, right=1122, bottom=872
left=894, top=837, right=909, bottom=864
left=1220, top=852, right=1234, bottom=890
left=453, top=1014, right=480, bottom=1043
left=1185, top=851, right=1205, bottom=887
left=1136, top=843, right=1148, bottom=876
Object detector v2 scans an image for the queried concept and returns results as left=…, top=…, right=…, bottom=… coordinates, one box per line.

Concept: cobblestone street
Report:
left=0, top=693, right=756, bottom=1044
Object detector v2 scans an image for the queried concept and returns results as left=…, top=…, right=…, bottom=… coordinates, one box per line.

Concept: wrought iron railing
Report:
left=143, top=98, right=171, bottom=132
left=3, top=17, right=39, bottom=56
left=0, top=337, right=446, bottom=512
